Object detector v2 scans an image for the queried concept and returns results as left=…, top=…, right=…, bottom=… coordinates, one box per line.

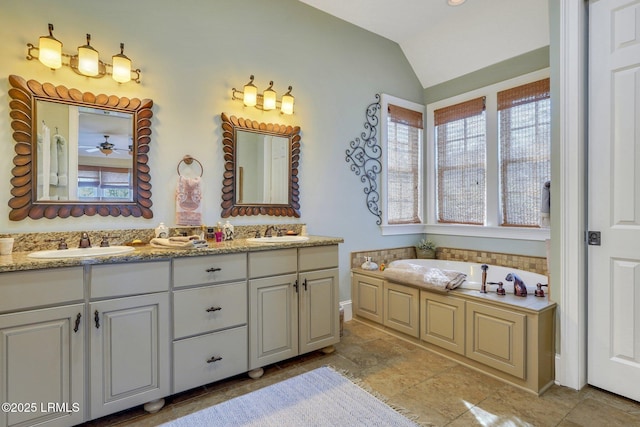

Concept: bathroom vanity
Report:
left=351, top=268, right=556, bottom=395
left=0, top=236, right=341, bottom=427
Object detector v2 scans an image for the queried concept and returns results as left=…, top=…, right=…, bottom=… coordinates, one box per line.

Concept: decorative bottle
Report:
left=155, top=222, right=169, bottom=238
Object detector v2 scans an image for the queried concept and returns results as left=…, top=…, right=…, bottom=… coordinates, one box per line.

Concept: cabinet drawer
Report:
left=173, top=253, right=246, bottom=288
left=173, top=326, right=247, bottom=394
left=298, top=245, right=338, bottom=271
left=421, top=291, right=465, bottom=355
left=248, top=249, right=297, bottom=278
left=90, top=261, right=170, bottom=299
left=173, top=282, right=247, bottom=339
left=0, top=267, right=83, bottom=312
left=466, top=301, right=526, bottom=379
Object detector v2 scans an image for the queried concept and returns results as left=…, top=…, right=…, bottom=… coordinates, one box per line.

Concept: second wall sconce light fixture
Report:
left=27, top=24, right=141, bottom=84
left=232, top=75, right=295, bottom=115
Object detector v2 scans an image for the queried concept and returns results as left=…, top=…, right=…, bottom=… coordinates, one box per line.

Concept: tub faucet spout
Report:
left=505, top=272, right=527, bottom=297
left=480, top=264, right=489, bottom=293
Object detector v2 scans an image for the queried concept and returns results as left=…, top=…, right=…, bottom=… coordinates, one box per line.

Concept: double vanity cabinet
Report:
left=352, top=269, right=556, bottom=395
left=0, top=239, right=340, bottom=427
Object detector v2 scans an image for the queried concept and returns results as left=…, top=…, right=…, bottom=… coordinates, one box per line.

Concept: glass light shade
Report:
left=281, top=93, right=294, bottom=115
left=77, top=42, right=100, bottom=76
left=112, top=53, right=132, bottom=83
left=39, top=35, right=62, bottom=69
left=263, top=87, right=277, bottom=111
left=243, top=83, right=257, bottom=107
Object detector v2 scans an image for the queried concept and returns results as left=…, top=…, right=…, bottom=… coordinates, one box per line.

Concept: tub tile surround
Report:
left=2, top=224, right=304, bottom=254
left=351, top=246, right=548, bottom=277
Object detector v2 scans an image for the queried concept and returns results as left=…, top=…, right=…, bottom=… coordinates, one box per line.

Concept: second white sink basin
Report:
left=28, top=246, right=135, bottom=259
left=246, top=236, right=309, bottom=244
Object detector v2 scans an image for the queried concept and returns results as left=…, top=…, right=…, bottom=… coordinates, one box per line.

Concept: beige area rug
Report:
left=161, top=366, right=419, bottom=426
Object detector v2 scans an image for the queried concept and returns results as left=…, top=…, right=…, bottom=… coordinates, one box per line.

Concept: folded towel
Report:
left=176, top=176, right=203, bottom=226
left=384, top=261, right=466, bottom=292
left=150, top=235, right=208, bottom=249
left=40, top=124, right=51, bottom=200
left=55, top=134, right=68, bottom=187
left=49, top=130, right=58, bottom=186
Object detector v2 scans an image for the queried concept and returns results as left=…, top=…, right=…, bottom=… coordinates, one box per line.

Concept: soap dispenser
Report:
left=155, top=222, right=169, bottom=238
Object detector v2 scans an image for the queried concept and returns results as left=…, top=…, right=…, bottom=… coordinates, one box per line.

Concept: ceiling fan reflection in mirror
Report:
left=80, top=135, right=128, bottom=156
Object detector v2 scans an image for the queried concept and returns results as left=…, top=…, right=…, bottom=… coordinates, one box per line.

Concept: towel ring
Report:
left=177, top=155, right=203, bottom=177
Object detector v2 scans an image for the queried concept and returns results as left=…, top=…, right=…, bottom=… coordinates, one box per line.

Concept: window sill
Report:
left=380, top=224, right=425, bottom=236
left=423, top=224, right=551, bottom=241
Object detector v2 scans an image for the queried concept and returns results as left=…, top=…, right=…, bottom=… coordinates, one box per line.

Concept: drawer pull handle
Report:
left=73, top=313, right=82, bottom=333
left=206, top=356, right=222, bottom=364
left=293, top=279, right=299, bottom=293
left=94, top=310, right=100, bottom=329
left=206, top=267, right=221, bottom=273
left=206, top=306, right=222, bottom=312
left=303, top=278, right=308, bottom=291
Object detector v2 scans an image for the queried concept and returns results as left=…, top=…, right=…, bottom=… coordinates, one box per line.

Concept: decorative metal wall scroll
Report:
left=345, top=94, right=382, bottom=225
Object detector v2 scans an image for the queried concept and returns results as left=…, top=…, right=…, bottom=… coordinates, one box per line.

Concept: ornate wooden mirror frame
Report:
left=8, top=75, right=153, bottom=220
left=221, top=112, right=300, bottom=217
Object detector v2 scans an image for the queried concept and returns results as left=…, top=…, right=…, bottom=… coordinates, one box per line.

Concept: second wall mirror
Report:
left=220, top=113, right=300, bottom=217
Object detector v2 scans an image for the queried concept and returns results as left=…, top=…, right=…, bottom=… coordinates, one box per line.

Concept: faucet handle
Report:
left=100, top=236, right=112, bottom=247
left=46, top=238, right=68, bottom=250
left=487, top=281, right=506, bottom=295
left=534, top=283, right=549, bottom=297
left=254, top=230, right=261, bottom=238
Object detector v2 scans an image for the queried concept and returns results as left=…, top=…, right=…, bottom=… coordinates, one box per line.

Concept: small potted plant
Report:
left=416, top=237, right=437, bottom=259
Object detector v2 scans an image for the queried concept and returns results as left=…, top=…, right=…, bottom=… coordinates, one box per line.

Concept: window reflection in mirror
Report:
left=35, top=101, right=134, bottom=202
left=236, top=130, right=289, bottom=205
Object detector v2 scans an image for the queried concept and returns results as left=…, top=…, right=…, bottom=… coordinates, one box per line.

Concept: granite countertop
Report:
left=0, top=236, right=343, bottom=273
left=351, top=267, right=556, bottom=313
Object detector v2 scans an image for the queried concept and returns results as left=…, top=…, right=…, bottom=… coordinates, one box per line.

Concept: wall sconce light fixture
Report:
left=27, top=24, right=141, bottom=84
left=232, top=75, right=295, bottom=114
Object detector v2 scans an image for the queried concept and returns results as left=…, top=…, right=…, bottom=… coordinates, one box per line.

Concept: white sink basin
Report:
left=28, top=246, right=135, bottom=259
left=246, top=236, right=309, bottom=244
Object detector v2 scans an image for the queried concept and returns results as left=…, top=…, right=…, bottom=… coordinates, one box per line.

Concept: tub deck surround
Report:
left=0, top=235, right=342, bottom=273
left=351, top=261, right=556, bottom=395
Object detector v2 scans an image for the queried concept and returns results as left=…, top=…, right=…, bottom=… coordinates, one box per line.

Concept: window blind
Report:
left=434, top=97, right=486, bottom=225
left=387, top=103, right=422, bottom=224
left=498, top=78, right=550, bottom=227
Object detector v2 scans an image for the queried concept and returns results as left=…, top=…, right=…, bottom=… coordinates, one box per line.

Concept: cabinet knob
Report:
left=73, top=313, right=82, bottom=333
left=206, top=356, right=222, bottom=364
left=206, top=306, right=222, bottom=312
left=206, top=267, right=221, bottom=273
left=94, top=310, right=100, bottom=329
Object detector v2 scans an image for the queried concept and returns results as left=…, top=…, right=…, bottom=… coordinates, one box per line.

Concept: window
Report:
left=498, top=79, right=551, bottom=227
left=381, top=94, right=424, bottom=235
left=426, top=70, right=551, bottom=240
left=434, top=97, right=486, bottom=225
left=78, top=165, right=132, bottom=201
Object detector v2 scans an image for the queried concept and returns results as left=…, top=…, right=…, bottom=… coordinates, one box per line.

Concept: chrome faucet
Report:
left=78, top=232, right=91, bottom=248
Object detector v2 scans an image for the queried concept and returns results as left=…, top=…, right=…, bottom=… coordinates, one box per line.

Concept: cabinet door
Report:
left=383, top=282, right=420, bottom=338
left=421, top=291, right=465, bottom=355
left=248, top=274, right=298, bottom=370
left=0, top=304, right=84, bottom=427
left=465, top=301, right=526, bottom=379
left=90, top=293, right=169, bottom=419
left=352, top=273, right=384, bottom=324
left=299, top=268, right=339, bottom=354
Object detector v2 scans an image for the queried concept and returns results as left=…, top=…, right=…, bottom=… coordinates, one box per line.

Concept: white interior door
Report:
left=588, top=0, right=640, bottom=402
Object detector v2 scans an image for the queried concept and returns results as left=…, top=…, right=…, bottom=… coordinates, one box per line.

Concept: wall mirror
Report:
left=8, top=75, right=153, bottom=220
left=221, top=113, right=300, bottom=217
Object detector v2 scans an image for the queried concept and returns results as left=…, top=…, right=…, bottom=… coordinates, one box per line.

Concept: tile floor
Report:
left=84, top=320, right=640, bottom=426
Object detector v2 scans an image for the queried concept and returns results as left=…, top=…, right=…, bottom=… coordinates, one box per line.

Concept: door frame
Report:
left=553, top=0, right=588, bottom=391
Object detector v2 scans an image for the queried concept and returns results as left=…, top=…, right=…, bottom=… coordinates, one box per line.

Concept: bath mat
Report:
left=160, top=366, right=419, bottom=426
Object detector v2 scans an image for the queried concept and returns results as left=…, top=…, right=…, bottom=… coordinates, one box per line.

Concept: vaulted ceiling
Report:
left=299, top=0, right=550, bottom=88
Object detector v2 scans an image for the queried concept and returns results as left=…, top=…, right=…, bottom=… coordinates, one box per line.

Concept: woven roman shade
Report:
left=434, top=97, right=486, bottom=225
left=498, top=78, right=550, bottom=227
left=387, top=103, right=423, bottom=224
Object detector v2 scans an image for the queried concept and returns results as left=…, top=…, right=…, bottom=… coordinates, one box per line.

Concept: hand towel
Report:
left=176, top=176, right=203, bottom=226
left=40, top=123, right=51, bottom=200
left=55, top=134, right=68, bottom=187
left=540, top=181, right=550, bottom=227
left=49, top=130, right=58, bottom=186
left=150, top=235, right=208, bottom=249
